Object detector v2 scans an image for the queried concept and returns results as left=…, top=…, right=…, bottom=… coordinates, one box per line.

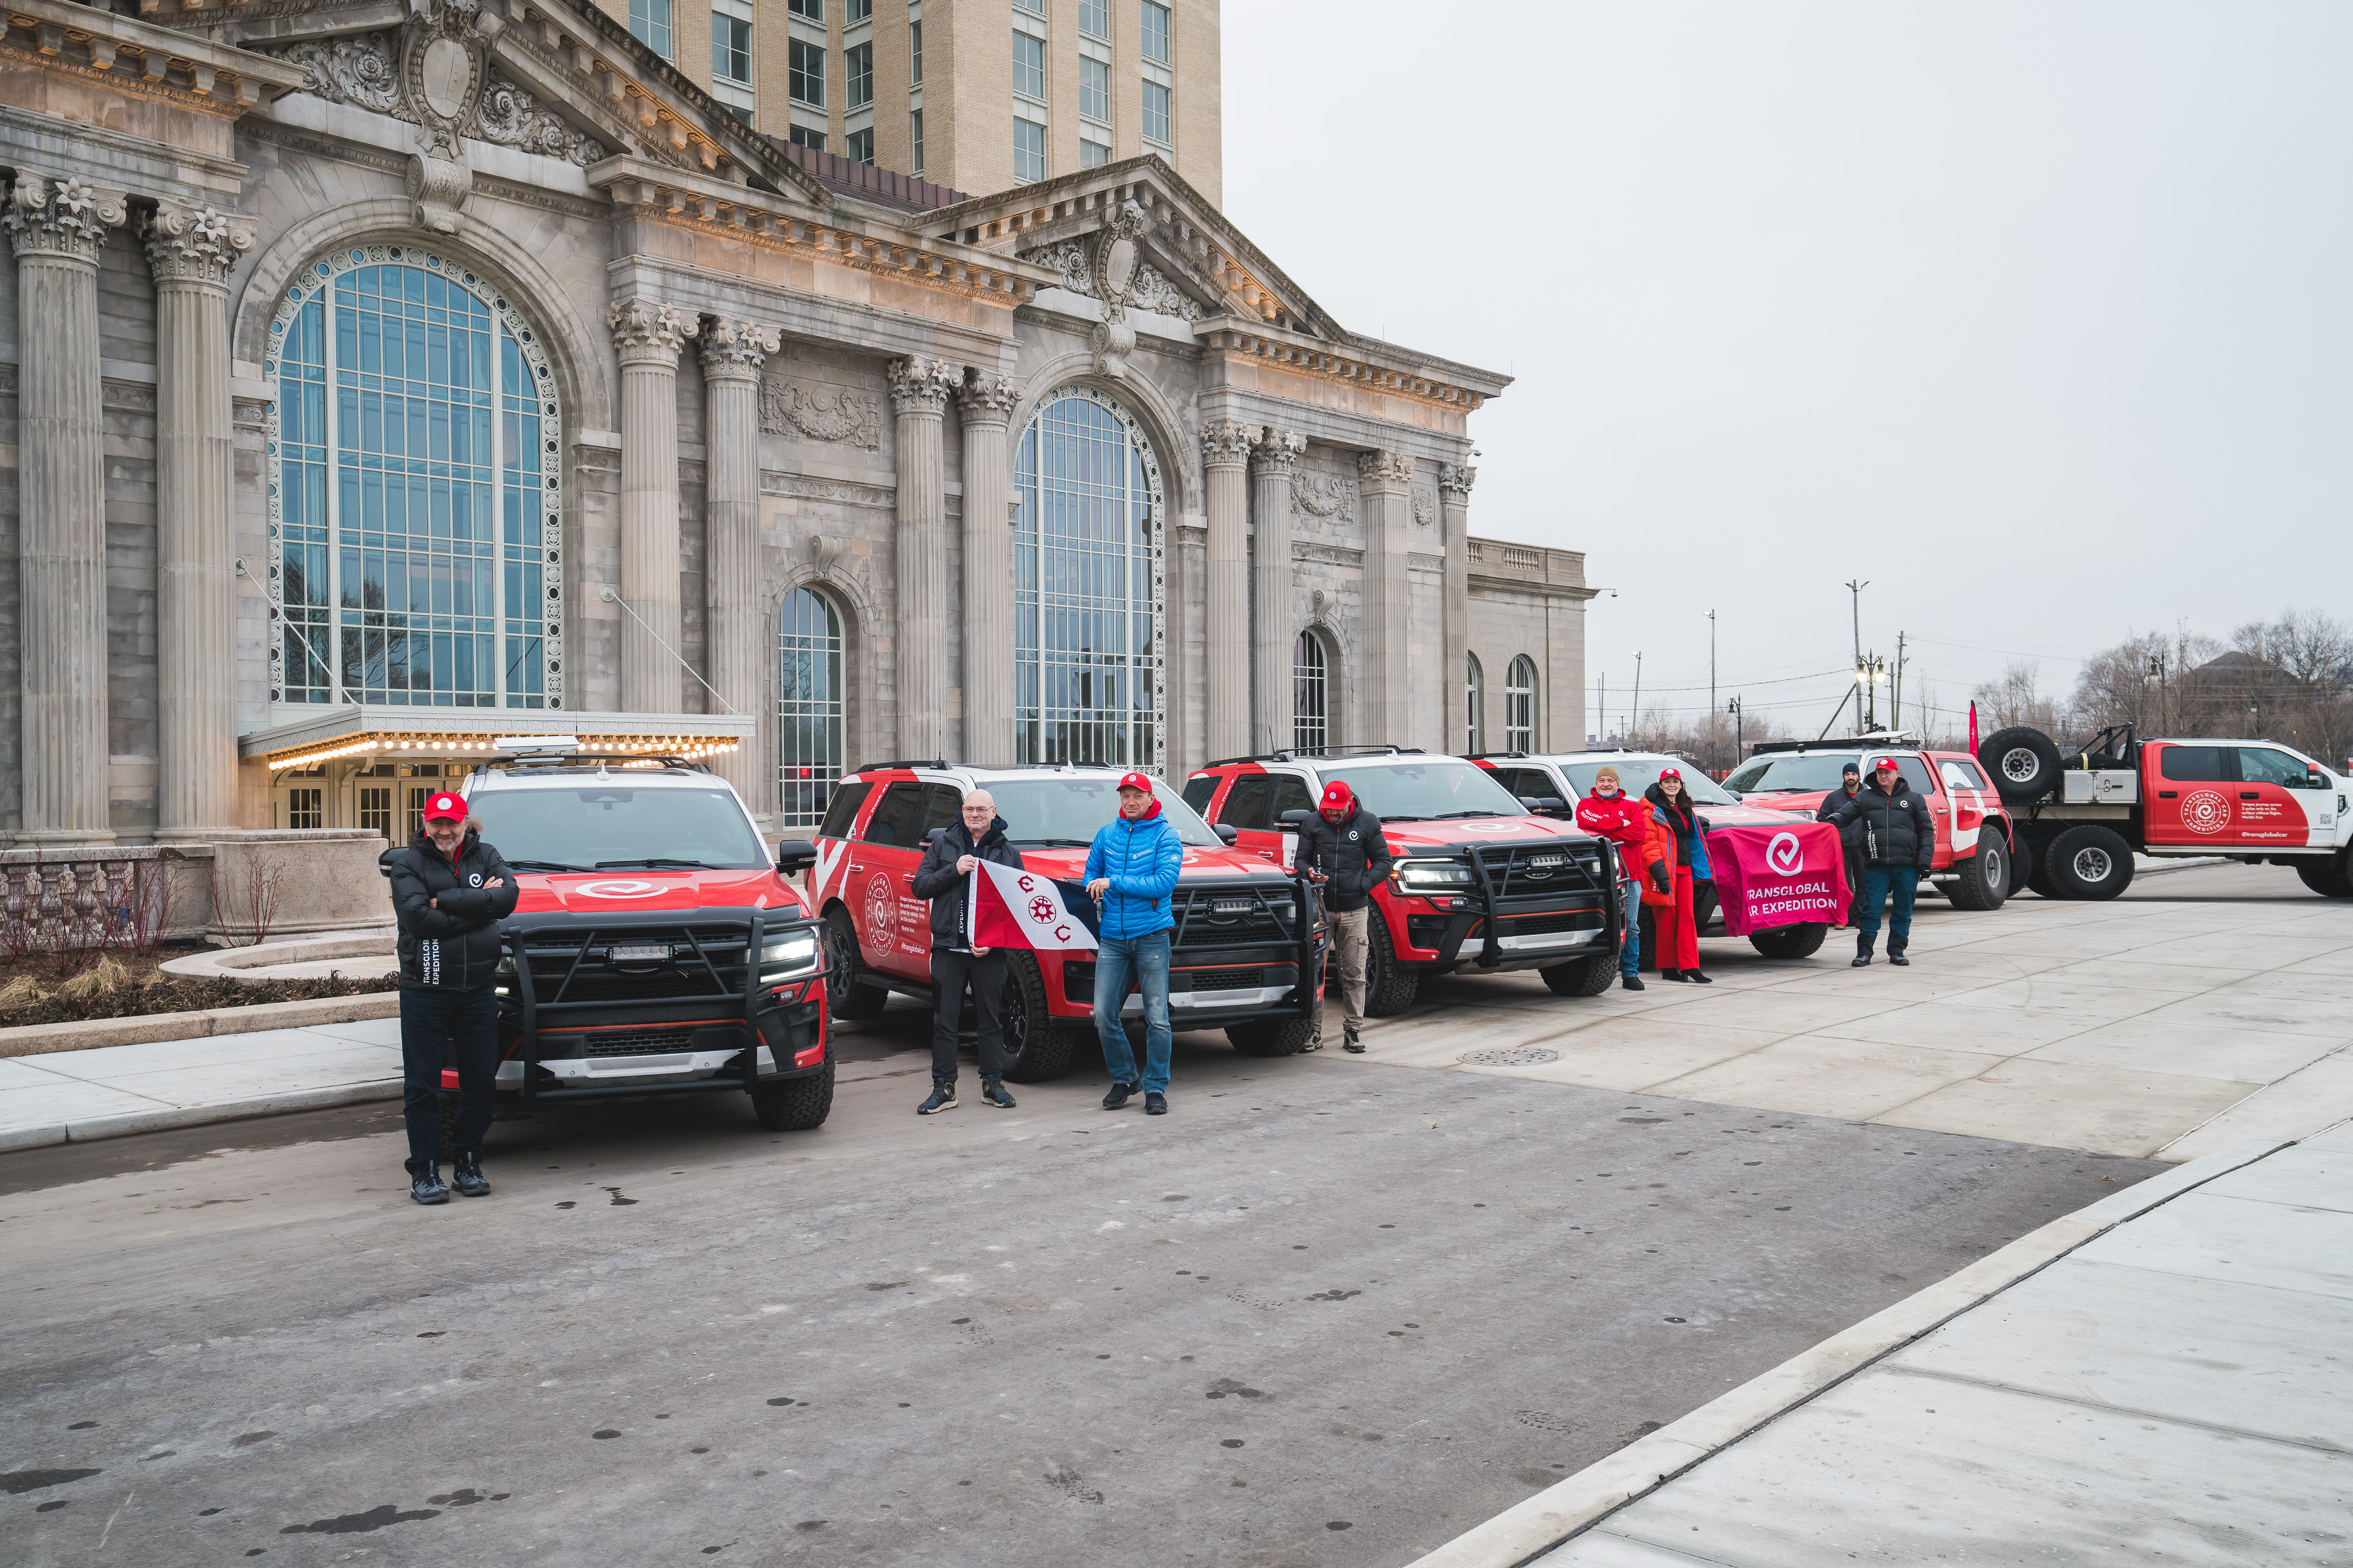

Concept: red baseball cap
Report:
left=1873, top=755, right=1900, bottom=772
left=1116, top=772, right=1154, bottom=793
left=422, top=792, right=467, bottom=823
left=1657, top=766, right=1682, bottom=781
left=1319, top=780, right=1355, bottom=813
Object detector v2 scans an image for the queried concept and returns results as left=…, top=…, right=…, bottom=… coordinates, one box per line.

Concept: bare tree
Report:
left=1970, top=661, right=2065, bottom=736
left=220, top=856, right=288, bottom=948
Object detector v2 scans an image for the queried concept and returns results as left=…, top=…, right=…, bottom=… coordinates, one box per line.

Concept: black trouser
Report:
left=400, top=984, right=498, bottom=1170
left=930, top=948, right=1008, bottom=1085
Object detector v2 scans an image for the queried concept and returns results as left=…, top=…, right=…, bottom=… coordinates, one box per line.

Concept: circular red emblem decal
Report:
left=1029, top=895, right=1056, bottom=923
left=2182, top=790, right=2231, bottom=835
left=865, top=872, right=898, bottom=941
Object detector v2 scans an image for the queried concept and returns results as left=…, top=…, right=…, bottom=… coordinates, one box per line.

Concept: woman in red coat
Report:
left=1642, top=768, right=1712, bottom=983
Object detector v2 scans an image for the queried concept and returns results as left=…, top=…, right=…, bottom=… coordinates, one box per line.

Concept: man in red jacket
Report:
left=1574, top=766, right=1661, bottom=993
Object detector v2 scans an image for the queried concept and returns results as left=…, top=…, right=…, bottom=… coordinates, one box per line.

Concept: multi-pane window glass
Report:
left=358, top=784, right=393, bottom=840
left=1015, top=0, right=1044, bottom=14
left=1080, top=0, right=1109, bottom=38
left=846, top=126, right=873, bottom=163
left=790, top=124, right=826, bottom=151
left=1506, top=655, right=1538, bottom=752
left=911, top=108, right=924, bottom=174
left=909, top=19, right=922, bottom=83
left=846, top=41, right=873, bottom=107
left=1080, top=137, right=1109, bottom=169
left=788, top=0, right=820, bottom=17
left=779, top=587, right=845, bottom=830
left=713, top=14, right=751, bottom=83
left=1466, top=653, right=1484, bottom=752
left=1014, top=118, right=1046, bottom=182
left=274, top=262, right=551, bottom=710
left=1294, top=632, right=1330, bottom=754
left=1012, top=32, right=1045, bottom=100
left=1141, top=79, right=1170, bottom=144
left=1014, top=389, right=1160, bottom=768
left=789, top=39, right=824, bottom=105
left=846, top=0, right=870, bottom=19
left=630, top=0, right=674, bottom=58
left=1080, top=56, right=1109, bottom=121
left=1140, top=0, right=1169, bottom=62
left=285, top=788, right=324, bottom=830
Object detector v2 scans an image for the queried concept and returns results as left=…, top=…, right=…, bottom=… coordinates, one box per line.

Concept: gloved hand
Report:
left=1650, top=864, right=1671, bottom=896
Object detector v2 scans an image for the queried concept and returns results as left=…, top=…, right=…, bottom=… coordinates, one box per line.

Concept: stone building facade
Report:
left=0, top=0, right=1590, bottom=849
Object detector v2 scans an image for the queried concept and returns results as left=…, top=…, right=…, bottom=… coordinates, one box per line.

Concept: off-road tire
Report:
left=1981, top=727, right=2063, bottom=803
left=2011, top=835, right=2041, bottom=895
left=753, top=1060, right=834, bottom=1130
left=1748, top=922, right=1829, bottom=960
left=999, top=950, right=1077, bottom=1082
left=2046, top=825, right=2134, bottom=900
left=1228, top=1014, right=1320, bottom=1056
left=1538, top=954, right=1617, bottom=996
left=2295, top=856, right=2353, bottom=899
left=822, top=907, right=890, bottom=1020
left=1946, top=828, right=2011, bottom=911
left=1361, top=913, right=1421, bottom=1016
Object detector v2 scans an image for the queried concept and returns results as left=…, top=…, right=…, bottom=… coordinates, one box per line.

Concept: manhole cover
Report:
left=1458, top=1046, right=1561, bottom=1067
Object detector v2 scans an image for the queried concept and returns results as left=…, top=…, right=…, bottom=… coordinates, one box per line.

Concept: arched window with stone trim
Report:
left=1293, top=630, right=1330, bottom=754
left=1466, top=653, right=1484, bottom=753
left=1506, top=655, right=1538, bottom=753
left=266, top=247, right=561, bottom=711
left=778, top=586, right=846, bottom=829
left=1013, top=384, right=1164, bottom=768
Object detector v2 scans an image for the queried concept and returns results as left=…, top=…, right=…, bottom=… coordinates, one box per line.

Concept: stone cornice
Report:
left=1199, top=317, right=1499, bottom=413
left=0, top=0, right=305, bottom=114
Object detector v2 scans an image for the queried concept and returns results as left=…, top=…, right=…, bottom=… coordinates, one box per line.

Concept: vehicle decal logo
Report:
left=809, top=841, right=848, bottom=902
left=573, top=878, right=666, bottom=899
left=2182, top=791, right=2231, bottom=835
left=1767, top=832, right=1805, bottom=876
left=865, top=872, right=898, bottom=942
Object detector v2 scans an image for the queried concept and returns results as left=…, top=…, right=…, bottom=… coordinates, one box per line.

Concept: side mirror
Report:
left=1277, top=809, right=1314, bottom=831
left=775, top=838, right=819, bottom=875
left=1213, top=823, right=1240, bottom=844
left=1520, top=794, right=1570, bottom=817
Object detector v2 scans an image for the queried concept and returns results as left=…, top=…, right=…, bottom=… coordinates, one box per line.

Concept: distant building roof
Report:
left=767, top=140, right=967, bottom=212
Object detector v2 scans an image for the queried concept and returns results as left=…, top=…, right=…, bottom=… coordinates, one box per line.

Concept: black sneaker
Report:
left=1343, top=1024, right=1364, bottom=1055
left=1686, top=971, right=1713, bottom=985
left=1144, top=1091, right=1167, bottom=1116
left=979, top=1077, right=1016, bottom=1109
left=409, top=1163, right=449, bottom=1206
left=919, top=1082, right=958, bottom=1115
left=1851, top=954, right=1873, bottom=968
left=1621, top=973, right=1646, bottom=992
left=1102, top=1081, right=1139, bottom=1110
left=450, top=1151, right=491, bottom=1198
left=1889, top=954, right=1910, bottom=967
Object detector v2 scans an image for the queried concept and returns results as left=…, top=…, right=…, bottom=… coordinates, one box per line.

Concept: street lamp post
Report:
left=1728, top=696, right=1744, bottom=770
left=1705, top=608, right=1718, bottom=770
left=1630, top=651, right=1643, bottom=749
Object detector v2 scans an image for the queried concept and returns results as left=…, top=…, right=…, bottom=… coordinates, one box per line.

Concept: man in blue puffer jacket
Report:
left=1084, top=771, right=1186, bottom=1115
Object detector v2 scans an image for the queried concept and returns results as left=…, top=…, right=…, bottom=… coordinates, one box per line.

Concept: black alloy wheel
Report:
left=998, top=949, right=1076, bottom=1082
left=822, top=907, right=890, bottom=1020
left=2046, top=825, right=2134, bottom=900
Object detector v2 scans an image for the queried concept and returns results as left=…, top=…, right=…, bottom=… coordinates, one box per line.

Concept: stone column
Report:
left=1439, top=463, right=1476, bottom=756
left=143, top=202, right=255, bottom=841
left=1200, top=418, right=1254, bottom=763
left=888, top=357, right=957, bottom=759
left=1249, top=426, right=1305, bottom=754
left=1357, top=450, right=1416, bottom=749
left=5, top=175, right=125, bottom=845
left=609, top=297, right=698, bottom=712
left=701, top=316, right=781, bottom=817
left=957, top=369, right=1023, bottom=769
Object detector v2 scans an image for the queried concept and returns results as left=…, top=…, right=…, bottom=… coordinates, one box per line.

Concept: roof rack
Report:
left=478, top=751, right=711, bottom=773
left=1747, top=731, right=1916, bottom=757
left=1464, top=750, right=1529, bottom=761
left=1199, top=744, right=1429, bottom=770
left=847, top=758, right=955, bottom=775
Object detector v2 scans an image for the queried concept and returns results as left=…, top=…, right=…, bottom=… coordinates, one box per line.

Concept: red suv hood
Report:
left=1733, top=790, right=1833, bottom=820
left=1378, top=815, right=1587, bottom=852
left=514, top=868, right=807, bottom=915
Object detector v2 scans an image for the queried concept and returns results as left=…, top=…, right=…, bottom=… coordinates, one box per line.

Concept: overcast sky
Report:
left=1222, top=1, right=2352, bottom=740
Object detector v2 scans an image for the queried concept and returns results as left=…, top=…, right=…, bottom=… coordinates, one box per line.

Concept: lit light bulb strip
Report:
left=267, top=731, right=742, bottom=772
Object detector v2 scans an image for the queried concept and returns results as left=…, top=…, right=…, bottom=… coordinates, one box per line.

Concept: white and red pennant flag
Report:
left=967, top=860, right=1100, bottom=952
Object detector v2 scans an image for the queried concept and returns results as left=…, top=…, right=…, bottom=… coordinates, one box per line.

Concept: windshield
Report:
left=466, top=785, right=769, bottom=870
left=1724, top=753, right=1861, bottom=794
left=1559, top=761, right=1735, bottom=807
left=982, top=776, right=1224, bottom=848
left=1322, top=761, right=1527, bottom=821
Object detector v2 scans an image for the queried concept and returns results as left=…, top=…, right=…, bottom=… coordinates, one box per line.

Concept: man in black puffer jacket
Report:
left=381, top=792, right=518, bottom=1204
left=908, top=788, right=1026, bottom=1114
left=1816, top=762, right=1866, bottom=928
left=1826, top=756, right=1935, bottom=968
left=1293, top=780, right=1392, bottom=1054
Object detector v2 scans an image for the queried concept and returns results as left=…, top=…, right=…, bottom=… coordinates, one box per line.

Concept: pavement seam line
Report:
left=1874, top=1360, right=2353, bottom=1457
left=2153, top=1050, right=2353, bottom=1159
left=1582, top=1528, right=1759, bottom=1568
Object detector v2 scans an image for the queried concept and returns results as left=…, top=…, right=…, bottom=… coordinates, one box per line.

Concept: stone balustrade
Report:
left=0, top=830, right=393, bottom=952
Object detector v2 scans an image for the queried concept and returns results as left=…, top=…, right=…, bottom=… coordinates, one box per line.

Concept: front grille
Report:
left=1170, top=885, right=1298, bottom=946
left=580, top=1028, right=699, bottom=1058
left=1475, top=845, right=1609, bottom=901
left=520, top=926, right=752, bottom=1006
left=1184, top=967, right=1269, bottom=992
left=1509, top=911, right=1605, bottom=938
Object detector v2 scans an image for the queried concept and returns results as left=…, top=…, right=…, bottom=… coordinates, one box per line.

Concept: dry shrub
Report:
left=0, top=967, right=399, bottom=1030
left=0, top=975, right=40, bottom=1014
left=56, top=952, right=132, bottom=1005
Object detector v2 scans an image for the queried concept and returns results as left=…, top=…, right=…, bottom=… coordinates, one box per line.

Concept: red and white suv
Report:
left=1184, top=748, right=1623, bottom=1014
left=1723, top=739, right=2016, bottom=909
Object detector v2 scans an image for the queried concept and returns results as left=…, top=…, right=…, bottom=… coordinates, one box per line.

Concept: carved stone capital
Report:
left=407, top=152, right=472, bottom=234
left=957, top=369, right=1024, bottom=425
left=3, top=175, right=127, bottom=267
left=1201, top=418, right=1255, bottom=468
left=886, top=356, right=959, bottom=417
left=1357, top=448, right=1415, bottom=492
left=1250, top=425, right=1306, bottom=479
left=700, top=316, right=781, bottom=381
left=140, top=202, right=256, bottom=290
left=609, top=297, right=699, bottom=366
left=1439, top=462, right=1478, bottom=499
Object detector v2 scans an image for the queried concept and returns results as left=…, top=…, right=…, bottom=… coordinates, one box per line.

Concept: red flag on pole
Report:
left=967, top=860, right=1100, bottom=952
left=1968, top=701, right=1980, bottom=755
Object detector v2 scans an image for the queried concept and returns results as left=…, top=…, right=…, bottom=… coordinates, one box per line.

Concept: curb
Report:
left=1402, top=1132, right=2304, bottom=1568
left=0, top=991, right=402, bottom=1059
left=0, top=1076, right=404, bottom=1154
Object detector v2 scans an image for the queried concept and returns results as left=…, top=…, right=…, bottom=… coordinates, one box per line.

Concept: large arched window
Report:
left=1013, top=385, right=1164, bottom=768
left=1506, top=655, right=1538, bottom=752
left=1293, top=630, right=1330, bottom=754
left=778, top=587, right=845, bottom=829
left=266, top=247, right=561, bottom=710
left=1466, top=653, right=1484, bottom=753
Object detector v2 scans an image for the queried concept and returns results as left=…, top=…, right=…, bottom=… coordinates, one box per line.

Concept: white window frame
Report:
left=1079, top=0, right=1109, bottom=41
left=629, top=0, right=674, bottom=60
left=789, top=38, right=825, bottom=107
left=1294, top=631, right=1330, bottom=755
left=711, top=9, right=753, bottom=85
left=1466, top=653, right=1484, bottom=753
left=1012, top=30, right=1046, bottom=104
left=1140, top=0, right=1170, bottom=64
left=845, top=39, right=873, bottom=108
left=1079, top=54, right=1109, bottom=124
left=1140, top=77, right=1170, bottom=148
left=779, top=586, right=846, bottom=831
left=1014, top=116, right=1047, bottom=182
left=1506, top=655, right=1538, bottom=753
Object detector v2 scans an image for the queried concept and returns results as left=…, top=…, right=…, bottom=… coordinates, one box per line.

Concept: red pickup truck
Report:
left=1723, top=739, right=2016, bottom=909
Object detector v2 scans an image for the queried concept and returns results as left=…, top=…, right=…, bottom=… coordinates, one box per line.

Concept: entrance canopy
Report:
left=239, top=708, right=758, bottom=774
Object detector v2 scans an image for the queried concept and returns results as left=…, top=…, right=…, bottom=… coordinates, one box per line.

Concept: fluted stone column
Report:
left=1201, top=419, right=1253, bottom=762
left=1439, top=463, right=1476, bottom=757
left=5, top=174, right=125, bottom=845
left=1249, top=427, right=1305, bottom=755
left=143, top=202, right=254, bottom=841
left=701, top=316, right=780, bottom=815
left=1357, top=450, right=1416, bottom=750
left=888, top=357, right=957, bottom=759
left=957, top=369, right=1023, bottom=768
left=609, top=297, right=697, bottom=712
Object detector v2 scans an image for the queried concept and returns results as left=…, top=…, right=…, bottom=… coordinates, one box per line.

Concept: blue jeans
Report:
left=1616, top=876, right=1642, bottom=977
left=1857, top=867, right=1921, bottom=954
left=1092, top=931, right=1173, bottom=1093
left=400, top=984, right=500, bottom=1169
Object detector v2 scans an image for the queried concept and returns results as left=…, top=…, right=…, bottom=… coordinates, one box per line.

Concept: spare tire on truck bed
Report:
left=1980, top=727, right=2063, bottom=803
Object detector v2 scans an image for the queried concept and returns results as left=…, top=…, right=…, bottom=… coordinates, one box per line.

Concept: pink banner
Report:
left=1704, top=822, right=1850, bottom=936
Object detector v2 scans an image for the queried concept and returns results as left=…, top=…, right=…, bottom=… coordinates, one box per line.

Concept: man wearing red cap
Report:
left=1826, top=755, right=1935, bottom=966
left=381, top=791, right=518, bottom=1204
left=1294, top=779, right=1392, bottom=1052
left=1083, top=773, right=1186, bottom=1113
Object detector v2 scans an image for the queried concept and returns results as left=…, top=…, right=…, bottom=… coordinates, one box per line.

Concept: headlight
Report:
left=493, top=952, right=515, bottom=977
left=1394, top=858, right=1476, bottom=890
left=760, top=930, right=822, bottom=979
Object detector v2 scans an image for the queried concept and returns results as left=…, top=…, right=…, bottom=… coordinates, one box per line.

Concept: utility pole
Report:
left=1844, top=579, right=1869, bottom=731
left=1893, top=630, right=1906, bottom=735
left=1728, top=696, right=1744, bottom=770
left=1705, top=609, right=1718, bottom=770
left=1597, top=672, right=1605, bottom=746
left=1630, top=651, right=1644, bottom=748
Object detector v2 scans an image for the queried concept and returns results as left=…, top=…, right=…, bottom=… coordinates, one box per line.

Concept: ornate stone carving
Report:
left=1026, top=236, right=1201, bottom=325
left=140, top=202, right=255, bottom=288
left=1251, top=425, right=1306, bottom=477
left=1090, top=200, right=1148, bottom=376
left=885, top=356, right=959, bottom=417
left=1412, top=487, right=1437, bottom=527
left=278, top=32, right=402, bottom=112
left=957, top=370, right=1023, bottom=424
left=608, top=297, right=697, bottom=364
left=3, top=174, right=127, bottom=265
left=1129, top=265, right=1200, bottom=321
left=762, top=379, right=884, bottom=448
left=1027, top=240, right=1092, bottom=298
left=102, top=378, right=157, bottom=413
left=699, top=316, right=780, bottom=380
left=762, top=472, right=897, bottom=509
left=1357, top=449, right=1415, bottom=491
left=803, top=533, right=846, bottom=575
left=407, top=153, right=473, bottom=233
left=1292, top=470, right=1358, bottom=519
left=476, top=75, right=608, bottom=166
left=1199, top=417, right=1254, bottom=468
left=1439, top=462, right=1477, bottom=497
left=233, top=396, right=270, bottom=428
